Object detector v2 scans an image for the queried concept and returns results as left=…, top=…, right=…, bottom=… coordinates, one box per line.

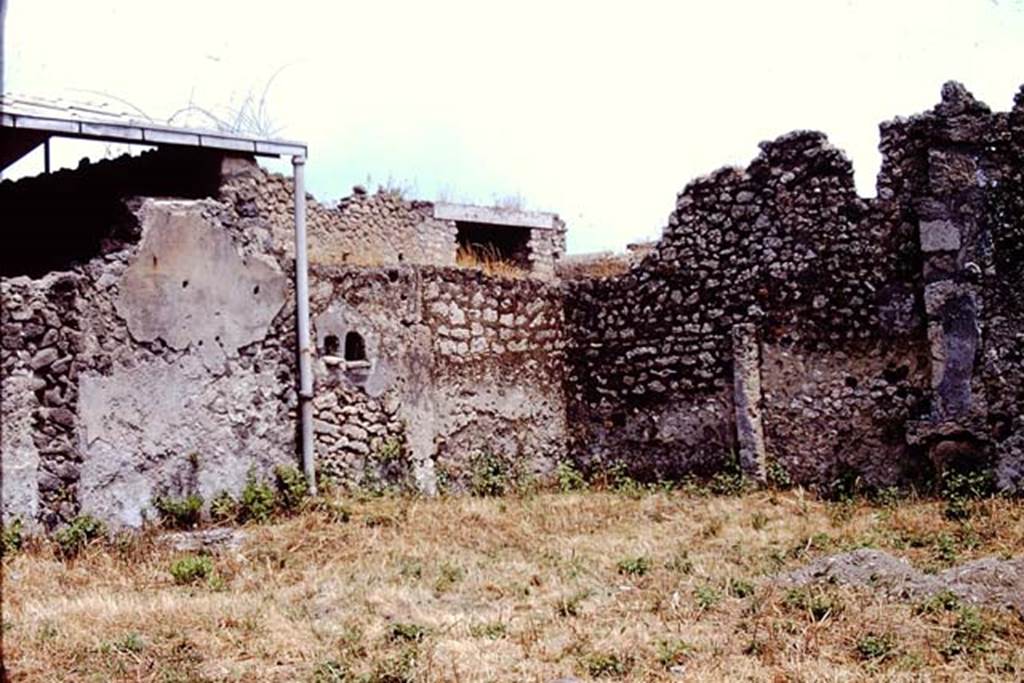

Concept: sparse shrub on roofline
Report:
left=456, top=243, right=527, bottom=279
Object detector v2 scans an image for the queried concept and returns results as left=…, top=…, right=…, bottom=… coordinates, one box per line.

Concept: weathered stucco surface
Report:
left=2, top=181, right=298, bottom=529
left=77, top=352, right=290, bottom=527
left=1, top=369, right=41, bottom=524
left=116, top=202, right=287, bottom=355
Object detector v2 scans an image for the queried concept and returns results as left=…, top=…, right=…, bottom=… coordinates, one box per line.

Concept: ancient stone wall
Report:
left=4, top=82, right=1022, bottom=533
left=226, top=169, right=568, bottom=277
left=309, top=265, right=567, bottom=494
left=564, top=82, right=1024, bottom=491
left=524, top=218, right=567, bottom=280
left=221, top=165, right=458, bottom=267
left=2, top=151, right=300, bottom=529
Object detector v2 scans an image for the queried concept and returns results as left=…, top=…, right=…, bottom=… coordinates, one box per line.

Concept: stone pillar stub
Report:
left=731, top=323, right=767, bottom=481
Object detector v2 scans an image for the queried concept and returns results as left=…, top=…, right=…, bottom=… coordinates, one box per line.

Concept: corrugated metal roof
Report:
left=0, top=93, right=307, bottom=157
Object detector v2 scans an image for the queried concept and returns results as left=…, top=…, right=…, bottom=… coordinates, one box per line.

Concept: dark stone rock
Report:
left=29, top=347, right=59, bottom=370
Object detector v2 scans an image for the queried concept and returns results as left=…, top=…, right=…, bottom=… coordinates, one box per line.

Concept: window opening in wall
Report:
left=324, top=334, right=340, bottom=357
left=455, top=221, right=530, bottom=275
left=344, top=331, right=366, bottom=362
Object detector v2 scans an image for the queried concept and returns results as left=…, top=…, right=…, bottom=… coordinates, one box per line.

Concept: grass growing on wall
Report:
left=456, top=243, right=527, bottom=279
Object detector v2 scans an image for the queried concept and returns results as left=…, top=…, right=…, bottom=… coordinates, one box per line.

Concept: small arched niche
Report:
left=323, top=333, right=341, bottom=357
left=344, top=331, right=367, bottom=362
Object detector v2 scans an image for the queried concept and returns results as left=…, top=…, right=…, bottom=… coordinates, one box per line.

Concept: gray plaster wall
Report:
left=2, top=185, right=299, bottom=529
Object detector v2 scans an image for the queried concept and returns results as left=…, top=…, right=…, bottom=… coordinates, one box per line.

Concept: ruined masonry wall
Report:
left=221, top=166, right=457, bottom=267
left=565, top=83, right=1024, bottom=490
left=2, top=151, right=301, bottom=529
left=308, top=266, right=567, bottom=493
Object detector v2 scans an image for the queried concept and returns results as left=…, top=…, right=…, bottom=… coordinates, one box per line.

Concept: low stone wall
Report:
left=220, top=166, right=457, bottom=267
left=223, top=167, right=567, bottom=277
left=309, top=265, right=567, bottom=493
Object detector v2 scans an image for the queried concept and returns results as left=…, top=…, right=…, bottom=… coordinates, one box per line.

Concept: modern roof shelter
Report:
left=0, top=93, right=306, bottom=171
left=0, top=92, right=319, bottom=494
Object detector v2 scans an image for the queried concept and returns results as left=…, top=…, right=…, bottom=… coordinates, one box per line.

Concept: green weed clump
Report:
left=469, top=450, right=514, bottom=497
left=209, top=490, right=239, bottom=523
left=915, top=590, right=961, bottom=615
left=940, top=607, right=992, bottom=659
left=154, top=494, right=203, bottom=529
left=101, top=632, right=145, bottom=655
left=211, top=465, right=311, bottom=525
left=372, top=437, right=405, bottom=464
left=941, top=468, right=995, bottom=520
left=856, top=632, right=897, bottom=661
left=388, top=622, right=428, bottom=643
left=607, top=462, right=646, bottom=498
left=616, top=555, right=651, bottom=577
left=784, top=587, right=844, bottom=622
left=2, top=519, right=24, bottom=556
left=556, top=461, right=587, bottom=492
left=766, top=458, right=793, bottom=489
left=469, top=621, right=507, bottom=639
left=311, top=659, right=349, bottom=683
left=54, top=515, right=105, bottom=559
left=657, top=639, right=693, bottom=667
left=694, top=585, right=721, bottom=610
left=238, top=474, right=276, bottom=523
left=433, top=562, right=465, bottom=594
left=727, top=577, right=755, bottom=598
left=169, top=554, right=214, bottom=585
left=556, top=591, right=589, bottom=617
left=274, top=464, right=309, bottom=512
left=581, top=651, right=631, bottom=677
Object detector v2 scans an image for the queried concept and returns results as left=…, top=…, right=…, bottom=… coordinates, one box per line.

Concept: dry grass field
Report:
left=3, top=485, right=1023, bottom=682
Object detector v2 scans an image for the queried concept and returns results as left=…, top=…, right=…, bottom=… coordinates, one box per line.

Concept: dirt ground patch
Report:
left=3, top=490, right=1023, bottom=681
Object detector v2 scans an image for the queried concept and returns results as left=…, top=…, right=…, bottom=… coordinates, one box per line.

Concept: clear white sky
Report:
left=5, top=1, right=1024, bottom=253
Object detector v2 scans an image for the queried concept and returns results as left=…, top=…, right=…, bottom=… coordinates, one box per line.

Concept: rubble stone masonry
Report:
left=2, top=81, right=1023, bottom=531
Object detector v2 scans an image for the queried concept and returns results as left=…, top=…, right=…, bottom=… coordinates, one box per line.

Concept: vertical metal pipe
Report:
left=293, top=155, right=317, bottom=495
left=44, top=138, right=51, bottom=174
